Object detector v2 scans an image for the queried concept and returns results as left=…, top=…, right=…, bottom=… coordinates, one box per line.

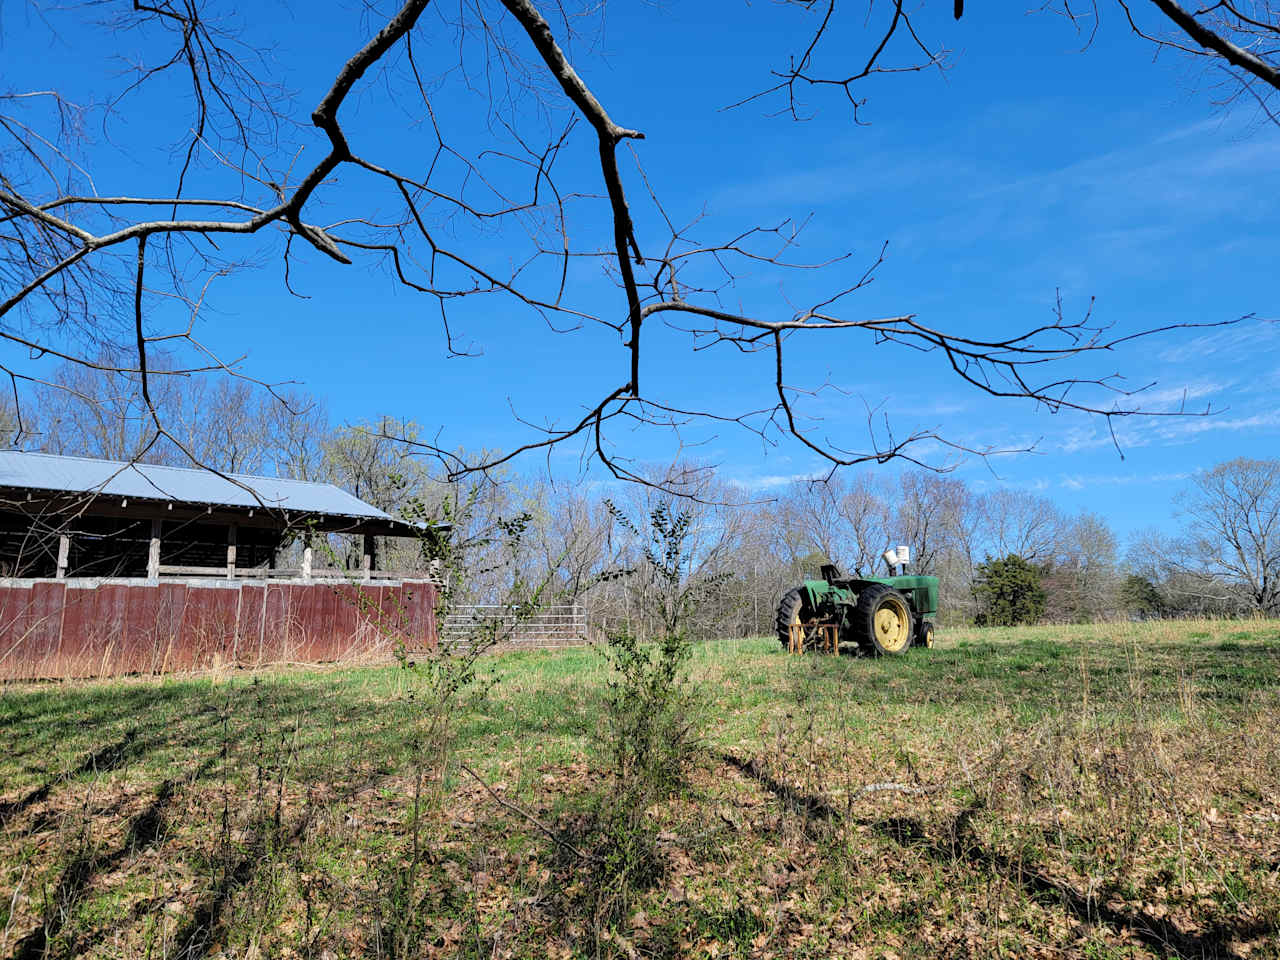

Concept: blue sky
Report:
left=3, top=1, right=1277, bottom=542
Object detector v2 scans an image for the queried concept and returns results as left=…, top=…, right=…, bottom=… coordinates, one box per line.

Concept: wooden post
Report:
left=56, top=534, right=70, bottom=579
left=362, top=534, right=375, bottom=583
left=148, top=519, right=162, bottom=579
left=301, top=531, right=313, bottom=581
left=226, top=523, right=238, bottom=579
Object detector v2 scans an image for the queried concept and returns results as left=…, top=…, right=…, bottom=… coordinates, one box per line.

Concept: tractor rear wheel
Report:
left=775, top=588, right=809, bottom=650
left=853, top=584, right=914, bottom=656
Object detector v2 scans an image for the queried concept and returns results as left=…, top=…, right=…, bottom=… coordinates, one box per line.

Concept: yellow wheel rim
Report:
left=873, top=596, right=911, bottom=653
left=790, top=602, right=821, bottom=651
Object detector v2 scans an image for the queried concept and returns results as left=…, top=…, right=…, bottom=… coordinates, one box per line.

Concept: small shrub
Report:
left=603, top=629, right=698, bottom=798
left=587, top=629, right=701, bottom=923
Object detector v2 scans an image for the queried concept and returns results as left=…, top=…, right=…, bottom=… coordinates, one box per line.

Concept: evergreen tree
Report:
left=1119, top=574, right=1164, bottom=619
left=974, top=554, right=1046, bottom=627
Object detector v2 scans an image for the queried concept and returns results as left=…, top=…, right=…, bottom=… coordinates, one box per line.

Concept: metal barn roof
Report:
left=0, top=450, right=391, bottom=521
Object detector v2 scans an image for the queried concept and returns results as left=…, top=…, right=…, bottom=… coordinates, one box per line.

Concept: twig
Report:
left=0, top=866, right=27, bottom=954
left=460, top=762, right=601, bottom=863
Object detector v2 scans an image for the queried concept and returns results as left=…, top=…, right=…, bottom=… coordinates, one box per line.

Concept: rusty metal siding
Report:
left=30, top=582, right=68, bottom=669
left=235, top=584, right=266, bottom=664
left=0, top=578, right=438, bottom=680
left=121, top=583, right=160, bottom=674
left=0, top=581, right=65, bottom=671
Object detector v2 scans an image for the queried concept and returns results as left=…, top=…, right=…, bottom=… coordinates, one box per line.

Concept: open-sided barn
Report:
left=0, top=451, right=445, bottom=679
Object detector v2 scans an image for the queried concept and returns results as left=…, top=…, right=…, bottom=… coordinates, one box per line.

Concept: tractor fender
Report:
left=852, top=575, right=939, bottom=620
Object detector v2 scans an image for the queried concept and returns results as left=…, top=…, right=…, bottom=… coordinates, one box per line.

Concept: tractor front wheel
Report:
left=916, top=620, right=936, bottom=649
left=854, top=584, right=914, bottom=656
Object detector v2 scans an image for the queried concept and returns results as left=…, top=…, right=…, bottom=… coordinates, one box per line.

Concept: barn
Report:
left=0, top=451, right=445, bottom=679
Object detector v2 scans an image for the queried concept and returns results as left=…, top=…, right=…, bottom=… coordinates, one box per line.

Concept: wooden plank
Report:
left=0, top=586, right=20, bottom=679
left=326, top=583, right=362, bottom=659
left=56, top=534, right=69, bottom=579
left=157, top=564, right=224, bottom=576
left=236, top=567, right=302, bottom=577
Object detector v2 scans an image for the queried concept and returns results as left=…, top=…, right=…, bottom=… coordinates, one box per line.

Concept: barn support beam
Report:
left=362, top=534, right=376, bottom=582
left=227, top=523, right=238, bottom=579
left=148, top=519, right=161, bottom=579
left=302, top=531, right=313, bottom=581
left=56, top=534, right=69, bottom=579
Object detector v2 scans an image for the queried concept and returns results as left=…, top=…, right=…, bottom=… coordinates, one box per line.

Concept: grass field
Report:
left=2, top=620, right=1279, bottom=959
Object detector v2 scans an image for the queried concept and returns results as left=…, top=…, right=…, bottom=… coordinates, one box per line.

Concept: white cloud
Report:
left=1127, top=380, right=1231, bottom=412
left=1104, top=408, right=1280, bottom=452
left=1058, top=426, right=1115, bottom=454
left=728, top=472, right=818, bottom=491
left=1154, top=410, right=1280, bottom=439
left=1057, top=471, right=1191, bottom=491
left=1157, top=321, right=1280, bottom=365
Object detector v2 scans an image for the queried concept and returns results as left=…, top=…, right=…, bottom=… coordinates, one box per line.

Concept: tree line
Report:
left=6, top=362, right=1276, bottom=634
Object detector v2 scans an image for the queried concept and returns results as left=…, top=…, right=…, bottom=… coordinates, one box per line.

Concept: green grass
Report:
left=2, top=619, right=1279, bottom=958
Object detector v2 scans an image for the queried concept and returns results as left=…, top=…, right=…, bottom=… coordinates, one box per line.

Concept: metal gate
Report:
left=438, top=603, right=587, bottom=647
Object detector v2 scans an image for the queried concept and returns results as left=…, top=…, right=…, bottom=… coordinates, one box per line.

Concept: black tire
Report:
left=916, top=619, right=935, bottom=649
left=775, top=587, right=806, bottom=650
left=852, top=584, right=915, bottom=656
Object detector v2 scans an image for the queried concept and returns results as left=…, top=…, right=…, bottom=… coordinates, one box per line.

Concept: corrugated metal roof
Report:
left=0, top=450, right=392, bottom=520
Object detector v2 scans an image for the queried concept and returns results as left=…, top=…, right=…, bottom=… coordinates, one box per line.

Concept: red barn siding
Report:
left=0, top=578, right=437, bottom=680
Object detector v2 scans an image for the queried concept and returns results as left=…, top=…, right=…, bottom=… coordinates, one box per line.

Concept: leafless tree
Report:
left=776, top=473, right=894, bottom=576
left=1042, top=511, right=1120, bottom=622
left=977, top=489, right=1065, bottom=565
left=1127, top=526, right=1245, bottom=615
left=0, top=0, right=1244, bottom=495
left=779, top=478, right=860, bottom=576
left=525, top=481, right=618, bottom=602
left=1164, top=457, right=1280, bottom=613
left=28, top=354, right=327, bottom=475
left=893, top=471, right=971, bottom=576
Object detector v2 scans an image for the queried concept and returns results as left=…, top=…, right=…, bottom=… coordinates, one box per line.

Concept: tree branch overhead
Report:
left=0, top=0, right=1263, bottom=489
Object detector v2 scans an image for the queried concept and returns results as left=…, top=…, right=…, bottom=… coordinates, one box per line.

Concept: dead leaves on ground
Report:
left=2, top=718, right=1279, bottom=958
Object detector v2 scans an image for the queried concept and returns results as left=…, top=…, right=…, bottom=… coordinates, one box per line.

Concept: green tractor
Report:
left=775, top=558, right=938, bottom=656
